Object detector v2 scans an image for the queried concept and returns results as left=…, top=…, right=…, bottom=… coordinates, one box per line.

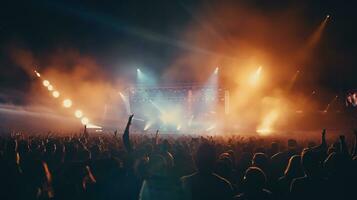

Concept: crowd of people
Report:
left=0, top=114, right=356, bottom=200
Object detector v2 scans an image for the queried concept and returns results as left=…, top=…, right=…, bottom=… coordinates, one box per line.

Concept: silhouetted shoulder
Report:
left=212, top=173, right=232, bottom=187
left=180, top=172, right=197, bottom=183
left=181, top=172, right=232, bottom=188
left=290, top=176, right=309, bottom=191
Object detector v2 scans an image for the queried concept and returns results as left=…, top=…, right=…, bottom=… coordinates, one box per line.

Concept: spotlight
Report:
left=47, top=85, right=53, bottom=91
left=214, top=67, right=219, bottom=74
left=256, top=66, right=262, bottom=75
left=326, top=14, right=330, bottom=19
left=137, top=68, right=141, bottom=73
left=256, top=129, right=273, bottom=135
left=43, top=80, right=50, bottom=87
left=87, top=124, right=102, bottom=129
left=63, top=99, right=72, bottom=108
left=256, top=109, right=279, bottom=136
left=52, top=91, right=60, bottom=98
left=249, top=66, right=262, bottom=86
left=144, top=121, right=152, bottom=131
left=34, top=70, right=41, bottom=77
left=75, top=110, right=83, bottom=118
left=81, top=117, right=89, bottom=125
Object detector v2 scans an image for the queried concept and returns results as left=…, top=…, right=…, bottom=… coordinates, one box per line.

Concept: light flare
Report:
left=257, top=109, right=279, bottom=135
left=43, top=80, right=50, bottom=87
left=144, top=121, right=152, bottom=131
left=47, top=85, right=53, bottom=91
left=52, top=91, right=60, bottom=98
left=75, top=110, right=83, bottom=118
left=34, top=70, right=41, bottom=77
left=63, top=99, right=72, bottom=108
left=81, top=117, right=89, bottom=125
left=249, top=66, right=262, bottom=86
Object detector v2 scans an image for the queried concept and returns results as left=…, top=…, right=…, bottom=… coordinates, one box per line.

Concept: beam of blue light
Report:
left=136, top=68, right=157, bottom=86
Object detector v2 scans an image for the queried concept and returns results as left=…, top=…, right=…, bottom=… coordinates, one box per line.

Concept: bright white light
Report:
left=256, top=66, right=262, bottom=76
left=144, top=121, right=152, bottom=131
left=256, top=129, right=273, bottom=135
left=214, top=67, right=219, bottom=74
left=47, top=85, right=53, bottom=91
left=52, top=91, right=60, bottom=98
left=87, top=123, right=102, bottom=129
left=75, top=110, right=83, bottom=118
left=34, top=70, right=41, bottom=77
left=137, top=68, right=141, bottom=72
left=63, top=99, right=72, bottom=108
left=250, top=66, right=262, bottom=86
left=257, top=109, right=279, bottom=136
left=43, top=80, right=50, bottom=87
left=81, top=117, right=89, bottom=125
left=177, top=124, right=181, bottom=131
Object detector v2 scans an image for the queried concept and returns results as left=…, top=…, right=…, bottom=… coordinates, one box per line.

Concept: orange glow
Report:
left=257, top=109, right=280, bottom=136
left=9, top=2, right=333, bottom=134
left=249, top=66, right=262, bottom=86
left=86, top=123, right=102, bottom=129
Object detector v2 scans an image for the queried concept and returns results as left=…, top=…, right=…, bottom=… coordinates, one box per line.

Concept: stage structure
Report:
left=124, top=84, right=229, bottom=132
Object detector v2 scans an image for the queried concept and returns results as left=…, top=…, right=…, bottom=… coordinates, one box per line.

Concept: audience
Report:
left=0, top=116, right=356, bottom=200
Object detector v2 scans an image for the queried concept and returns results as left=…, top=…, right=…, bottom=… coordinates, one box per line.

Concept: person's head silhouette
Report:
left=301, top=149, right=320, bottom=177
left=242, top=167, right=267, bottom=192
left=284, top=155, right=303, bottom=178
left=195, top=142, right=216, bottom=173
left=252, top=153, right=269, bottom=172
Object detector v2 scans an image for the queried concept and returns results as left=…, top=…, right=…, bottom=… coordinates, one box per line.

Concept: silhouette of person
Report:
left=181, top=142, right=233, bottom=200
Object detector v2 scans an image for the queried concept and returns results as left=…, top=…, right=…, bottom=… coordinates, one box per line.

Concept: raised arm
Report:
left=123, top=114, right=134, bottom=153
left=155, top=129, right=159, bottom=146
left=313, top=129, right=327, bottom=152
left=321, top=129, right=327, bottom=148
left=83, top=125, right=88, bottom=138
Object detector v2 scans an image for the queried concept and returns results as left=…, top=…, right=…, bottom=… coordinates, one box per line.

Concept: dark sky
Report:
left=0, top=0, right=356, bottom=104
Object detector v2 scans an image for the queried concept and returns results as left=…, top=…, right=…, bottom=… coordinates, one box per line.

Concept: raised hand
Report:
left=124, top=114, right=134, bottom=131
left=123, top=114, right=134, bottom=152
left=128, top=114, right=134, bottom=126
left=155, top=130, right=159, bottom=145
